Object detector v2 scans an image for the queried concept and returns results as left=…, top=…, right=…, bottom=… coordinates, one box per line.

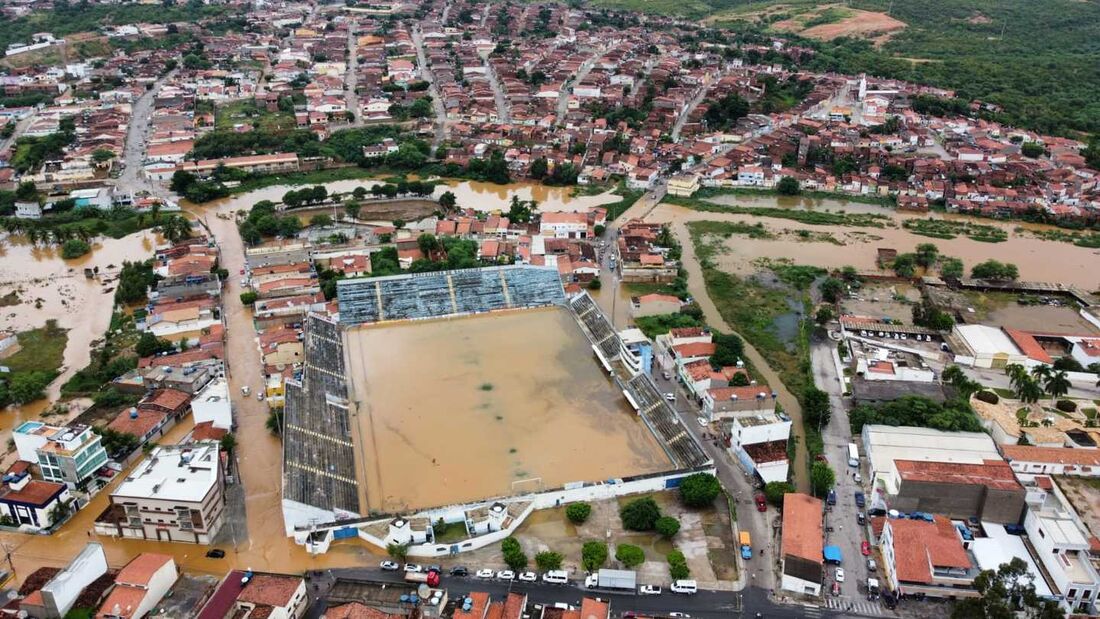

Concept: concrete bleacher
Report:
left=282, top=314, right=360, bottom=517
left=624, top=373, right=709, bottom=469
left=569, top=293, right=621, bottom=360
left=337, top=265, right=566, bottom=325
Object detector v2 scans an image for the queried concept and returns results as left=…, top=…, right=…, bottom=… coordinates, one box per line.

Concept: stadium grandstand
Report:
left=281, top=314, right=360, bottom=533
left=337, top=265, right=566, bottom=325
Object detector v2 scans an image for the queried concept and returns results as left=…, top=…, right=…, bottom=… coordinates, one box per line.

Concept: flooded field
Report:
left=344, top=307, right=672, bottom=513
left=958, top=291, right=1100, bottom=334
left=652, top=203, right=1100, bottom=290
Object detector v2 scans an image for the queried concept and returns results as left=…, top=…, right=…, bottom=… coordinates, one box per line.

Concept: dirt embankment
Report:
left=770, top=5, right=906, bottom=45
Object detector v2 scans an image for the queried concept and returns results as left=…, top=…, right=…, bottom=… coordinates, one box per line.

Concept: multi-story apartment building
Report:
left=13, top=422, right=109, bottom=492
left=93, top=444, right=225, bottom=544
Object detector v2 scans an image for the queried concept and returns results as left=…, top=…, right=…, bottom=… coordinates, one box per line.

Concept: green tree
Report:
left=655, top=516, right=680, bottom=538
left=666, top=550, right=690, bottom=580
left=530, top=157, right=548, bottom=180
left=679, top=472, right=721, bottom=508
left=310, top=214, right=333, bottom=228
left=135, top=332, right=173, bottom=357
left=620, top=497, right=661, bottom=531
left=915, top=243, right=939, bottom=268
left=15, top=181, right=38, bottom=202
left=615, top=544, right=645, bottom=568
left=535, top=551, right=563, bottom=571
left=819, top=277, right=844, bottom=303
left=60, top=239, right=91, bottom=259
left=581, top=541, right=608, bottom=572
left=1044, top=369, right=1071, bottom=406
left=971, top=260, right=1019, bottom=281
left=587, top=277, right=602, bottom=290
left=501, top=537, right=528, bottom=570
left=815, top=306, right=834, bottom=325
left=939, top=257, right=964, bottom=279
left=386, top=543, right=409, bottom=562
left=438, top=190, right=457, bottom=210
left=764, top=481, right=795, bottom=507
left=803, top=387, right=832, bottom=429
left=892, top=253, right=917, bottom=278
left=239, top=291, right=258, bottom=306
left=1020, top=142, right=1046, bottom=158
left=92, top=148, right=116, bottom=163
left=566, top=502, right=592, bottom=524
left=810, top=461, right=836, bottom=498
left=776, top=176, right=801, bottom=195
left=220, top=432, right=237, bottom=455
left=345, top=202, right=361, bottom=219
left=951, top=557, right=1065, bottom=619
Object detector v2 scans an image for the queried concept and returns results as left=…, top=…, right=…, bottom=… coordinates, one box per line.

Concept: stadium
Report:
left=280, top=265, right=712, bottom=555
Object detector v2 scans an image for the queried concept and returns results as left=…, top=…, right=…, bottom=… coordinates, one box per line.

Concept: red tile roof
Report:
left=781, top=493, right=823, bottom=563
left=0, top=479, right=65, bottom=506
left=116, top=554, right=173, bottom=587
left=895, top=459, right=1022, bottom=492
left=107, top=409, right=167, bottom=439
left=236, top=573, right=302, bottom=608
left=1002, top=329, right=1054, bottom=364
left=325, top=603, right=404, bottom=619
left=673, top=342, right=716, bottom=359
left=1002, top=445, right=1100, bottom=468
left=888, top=517, right=970, bottom=585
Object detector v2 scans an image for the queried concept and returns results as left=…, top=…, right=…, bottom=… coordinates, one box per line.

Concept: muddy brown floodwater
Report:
left=0, top=231, right=160, bottom=467
left=345, top=307, right=671, bottom=514
left=649, top=203, right=1100, bottom=290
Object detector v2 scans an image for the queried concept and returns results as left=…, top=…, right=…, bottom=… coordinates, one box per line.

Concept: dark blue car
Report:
left=855, top=491, right=865, bottom=508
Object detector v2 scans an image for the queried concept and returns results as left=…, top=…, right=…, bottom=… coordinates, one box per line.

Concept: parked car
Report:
left=518, top=572, right=537, bottom=582
left=404, top=564, right=422, bottom=573
left=868, top=559, right=877, bottom=572
left=861, top=541, right=871, bottom=556
left=835, top=568, right=845, bottom=582
left=476, top=569, right=494, bottom=579
left=854, top=492, right=865, bottom=508
left=854, top=472, right=863, bottom=483
left=831, top=582, right=840, bottom=596
left=857, top=512, right=866, bottom=525
left=696, top=417, right=708, bottom=427
left=664, top=393, right=676, bottom=401
left=827, top=489, right=837, bottom=506
left=380, top=561, right=400, bottom=571
left=496, top=570, right=515, bottom=580
left=639, top=585, right=662, bottom=595
left=662, top=371, right=672, bottom=380
left=205, top=549, right=225, bottom=559
left=450, top=567, right=468, bottom=577
left=754, top=493, right=767, bottom=512
left=669, top=613, right=691, bottom=618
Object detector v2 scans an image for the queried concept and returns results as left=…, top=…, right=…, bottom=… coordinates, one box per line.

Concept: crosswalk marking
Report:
left=823, top=597, right=887, bottom=616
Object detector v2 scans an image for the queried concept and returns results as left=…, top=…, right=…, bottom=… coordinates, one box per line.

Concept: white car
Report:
left=835, top=568, right=846, bottom=582
left=496, top=570, right=515, bottom=580
left=380, top=561, right=400, bottom=571
left=664, top=393, right=676, bottom=401
left=696, top=417, right=708, bottom=427
left=476, top=569, right=494, bottom=579
left=669, top=613, right=691, bottom=618
left=639, top=585, right=662, bottom=595
left=518, top=571, right=537, bottom=582
left=854, top=472, right=863, bottom=483
left=404, top=564, right=422, bottom=573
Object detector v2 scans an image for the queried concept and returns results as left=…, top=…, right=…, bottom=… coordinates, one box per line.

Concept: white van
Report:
left=670, top=580, right=697, bottom=594
left=542, top=570, right=569, bottom=584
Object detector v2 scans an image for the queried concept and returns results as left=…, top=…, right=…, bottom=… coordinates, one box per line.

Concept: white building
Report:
left=1021, top=478, right=1100, bottom=614
left=861, top=425, right=1001, bottom=495
left=539, top=212, right=589, bottom=239
left=0, top=467, right=71, bottom=532
left=13, top=421, right=109, bottom=491
left=618, top=328, right=653, bottom=376
left=1002, top=445, right=1100, bottom=480
left=191, top=377, right=233, bottom=430
left=951, top=324, right=1030, bottom=369
left=737, top=165, right=765, bottom=186
left=19, top=543, right=108, bottom=618
left=94, top=445, right=225, bottom=544
left=97, top=554, right=178, bottom=619
left=718, top=390, right=791, bottom=484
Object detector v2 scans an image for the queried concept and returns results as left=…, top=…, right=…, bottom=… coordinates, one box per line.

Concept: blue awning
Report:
left=823, top=545, right=843, bottom=562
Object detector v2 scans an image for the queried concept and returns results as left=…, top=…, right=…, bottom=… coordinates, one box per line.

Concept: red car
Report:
left=754, top=493, right=767, bottom=512
left=861, top=541, right=871, bottom=556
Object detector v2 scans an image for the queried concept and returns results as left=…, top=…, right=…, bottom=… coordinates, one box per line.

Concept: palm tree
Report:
left=1016, top=377, right=1043, bottom=405
left=1005, top=364, right=1028, bottom=390
left=1031, top=364, right=1052, bottom=383
left=1044, top=369, right=1071, bottom=406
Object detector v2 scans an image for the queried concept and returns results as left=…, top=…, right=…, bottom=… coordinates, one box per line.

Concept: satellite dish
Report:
left=418, top=584, right=431, bottom=598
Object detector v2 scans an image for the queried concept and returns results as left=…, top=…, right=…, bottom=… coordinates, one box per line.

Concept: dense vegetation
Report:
left=848, top=395, right=983, bottom=433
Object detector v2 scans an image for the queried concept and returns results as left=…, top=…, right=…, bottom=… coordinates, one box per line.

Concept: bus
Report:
left=847, top=443, right=860, bottom=467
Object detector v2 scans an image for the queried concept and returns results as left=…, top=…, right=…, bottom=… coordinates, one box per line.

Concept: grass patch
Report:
left=802, top=6, right=852, bottom=27
left=993, top=388, right=1016, bottom=399
left=685, top=219, right=775, bottom=240
left=5, top=320, right=67, bottom=375
left=664, top=192, right=890, bottom=228
left=433, top=520, right=469, bottom=543
left=903, top=219, right=1007, bottom=243
left=634, top=313, right=705, bottom=339
left=227, top=166, right=387, bottom=195
left=606, top=184, right=645, bottom=220
left=215, top=98, right=295, bottom=133
left=1022, top=228, right=1100, bottom=248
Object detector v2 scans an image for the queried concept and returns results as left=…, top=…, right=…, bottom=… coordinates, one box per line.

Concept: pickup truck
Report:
left=405, top=568, right=441, bottom=587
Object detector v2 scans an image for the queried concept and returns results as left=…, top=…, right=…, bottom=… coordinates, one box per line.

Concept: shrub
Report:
left=975, top=390, right=1000, bottom=405
left=620, top=497, right=661, bottom=531
left=764, top=481, right=795, bottom=507
left=535, top=551, right=563, bottom=571
left=615, top=544, right=645, bottom=568
left=667, top=550, right=690, bottom=580
left=60, top=239, right=91, bottom=259
left=239, top=291, right=258, bottom=305
left=581, top=541, right=608, bottom=572
left=655, top=516, right=680, bottom=538
left=565, top=502, right=591, bottom=524
left=1056, top=399, right=1077, bottom=412
left=679, top=472, right=721, bottom=508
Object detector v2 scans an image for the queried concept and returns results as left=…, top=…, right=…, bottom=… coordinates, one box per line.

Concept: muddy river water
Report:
left=3, top=181, right=1099, bottom=579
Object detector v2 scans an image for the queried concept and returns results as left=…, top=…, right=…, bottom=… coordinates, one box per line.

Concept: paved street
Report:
left=411, top=25, right=449, bottom=153
left=119, top=68, right=177, bottom=197
left=344, top=24, right=362, bottom=127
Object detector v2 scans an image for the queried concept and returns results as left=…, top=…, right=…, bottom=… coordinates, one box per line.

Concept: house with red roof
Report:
left=96, top=554, right=177, bottom=619
left=879, top=515, right=974, bottom=597
left=780, top=493, right=824, bottom=596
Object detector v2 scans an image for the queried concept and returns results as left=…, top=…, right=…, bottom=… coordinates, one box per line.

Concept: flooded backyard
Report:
left=345, top=307, right=672, bottom=513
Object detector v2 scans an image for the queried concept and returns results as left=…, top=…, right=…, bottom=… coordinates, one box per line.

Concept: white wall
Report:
left=41, top=543, right=109, bottom=618
left=135, top=559, right=178, bottom=619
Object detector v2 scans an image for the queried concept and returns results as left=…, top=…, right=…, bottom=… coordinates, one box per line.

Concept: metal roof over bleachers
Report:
left=337, top=265, right=567, bottom=326
left=281, top=314, right=360, bottom=516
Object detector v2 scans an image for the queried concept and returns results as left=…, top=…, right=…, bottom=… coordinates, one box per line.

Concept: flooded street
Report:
left=345, top=307, right=671, bottom=514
